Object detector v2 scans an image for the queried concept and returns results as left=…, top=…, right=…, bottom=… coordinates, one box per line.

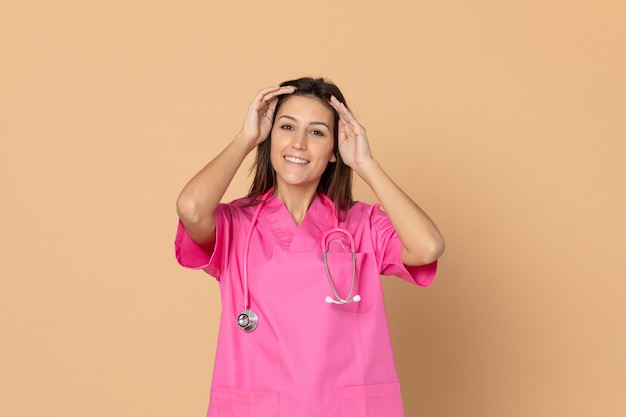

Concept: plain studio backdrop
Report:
left=1, top=1, right=624, bottom=416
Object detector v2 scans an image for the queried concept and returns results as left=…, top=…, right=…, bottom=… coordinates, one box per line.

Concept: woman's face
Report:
left=270, top=95, right=336, bottom=192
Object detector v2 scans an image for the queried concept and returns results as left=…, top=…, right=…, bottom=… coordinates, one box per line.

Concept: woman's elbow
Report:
left=403, top=238, right=445, bottom=266
left=428, top=238, right=446, bottom=263
left=177, top=194, right=202, bottom=224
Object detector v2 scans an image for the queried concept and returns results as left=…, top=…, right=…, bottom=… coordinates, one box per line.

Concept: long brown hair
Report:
left=247, top=77, right=354, bottom=211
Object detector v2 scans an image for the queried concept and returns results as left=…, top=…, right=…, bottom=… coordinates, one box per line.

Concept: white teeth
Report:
left=284, top=156, right=309, bottom=164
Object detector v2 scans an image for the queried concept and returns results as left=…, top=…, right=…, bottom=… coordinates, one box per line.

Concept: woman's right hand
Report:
left=239, top=85, right=296, bottom=148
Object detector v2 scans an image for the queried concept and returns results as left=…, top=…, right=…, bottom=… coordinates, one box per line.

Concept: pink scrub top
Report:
left=175, top=193, right=437, bottom=417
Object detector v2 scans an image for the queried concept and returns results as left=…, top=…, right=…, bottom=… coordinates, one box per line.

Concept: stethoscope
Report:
left=237, top=189, right=360, bottom=333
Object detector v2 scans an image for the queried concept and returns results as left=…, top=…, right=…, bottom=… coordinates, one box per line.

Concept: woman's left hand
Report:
left=329, top=96, right=374, bottom=171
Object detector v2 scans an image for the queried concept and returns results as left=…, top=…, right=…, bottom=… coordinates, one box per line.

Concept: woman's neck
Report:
left=275, top=185, right=319, bottom=226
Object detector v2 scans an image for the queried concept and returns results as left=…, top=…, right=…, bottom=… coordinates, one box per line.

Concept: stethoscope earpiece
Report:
left=325, top=294, right=361, bottom=304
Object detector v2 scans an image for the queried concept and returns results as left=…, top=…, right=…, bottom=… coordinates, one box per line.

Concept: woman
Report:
left=175, top=77, right=444, bottom=417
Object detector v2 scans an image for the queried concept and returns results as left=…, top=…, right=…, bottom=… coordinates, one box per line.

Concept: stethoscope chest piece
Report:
left=237, top=309, right=258, bottom=332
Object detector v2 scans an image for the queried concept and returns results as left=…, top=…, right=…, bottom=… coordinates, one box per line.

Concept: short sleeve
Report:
left=370, top=205, right=438, bottom=287
left=174, top=204, right=232, bottom=279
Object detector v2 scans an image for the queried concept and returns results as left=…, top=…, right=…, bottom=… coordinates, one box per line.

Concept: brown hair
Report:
left=247, top=77, right=354, bottom=211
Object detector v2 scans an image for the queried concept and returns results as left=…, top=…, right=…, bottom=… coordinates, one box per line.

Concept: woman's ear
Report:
left=329, top=152, right=337, bottom=163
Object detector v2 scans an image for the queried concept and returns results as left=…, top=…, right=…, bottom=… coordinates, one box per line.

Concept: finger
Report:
left=330, top=102, right=357, bottom=141
left=250, top=86, right=295, bottom=111
left=329, top=95, right=346, bottom=118
left=253, top=86, right=282, bottom=104
left=329, top=96, right=356, bottom=123
left=336, top=118, right=346, bottom=137
left=261, top=85, right=297, bottom=104
left=329, top=96, right=355, bottom=130
left=265, top=96, right=280, bottom=120
left=332, top=97, right=364, bottom=133
left=259, top=86, right=297, bottom=122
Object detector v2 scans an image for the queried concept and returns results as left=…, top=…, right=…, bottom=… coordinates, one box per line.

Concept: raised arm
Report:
left=329, top=96, right=445, bottom=266
left=176, top=85, right=296, bottom=247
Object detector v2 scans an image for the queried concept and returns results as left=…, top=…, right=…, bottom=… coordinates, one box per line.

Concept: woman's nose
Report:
left=291, top=131, right=307, bottom=149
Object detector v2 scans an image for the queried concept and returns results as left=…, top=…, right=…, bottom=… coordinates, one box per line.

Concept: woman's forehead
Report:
left=277, top=95, right=335, bottom=123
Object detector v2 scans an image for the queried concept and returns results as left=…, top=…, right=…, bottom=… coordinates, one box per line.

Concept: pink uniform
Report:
left=175, top=193, right=437, bottom=417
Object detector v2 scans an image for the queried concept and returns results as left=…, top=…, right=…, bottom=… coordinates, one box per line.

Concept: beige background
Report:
left=1, top=1, right=625, bottom=416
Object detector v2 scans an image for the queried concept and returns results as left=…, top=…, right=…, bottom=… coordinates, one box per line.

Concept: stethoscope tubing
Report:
left=242, top=189, right=274, bottom=311
left=240, top=189, right=360, bottom=332
left=321, top=227, right=358, bottom=304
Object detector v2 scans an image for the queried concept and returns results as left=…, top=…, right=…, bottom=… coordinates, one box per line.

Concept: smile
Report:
left=284, top=156, right=309, bottom=165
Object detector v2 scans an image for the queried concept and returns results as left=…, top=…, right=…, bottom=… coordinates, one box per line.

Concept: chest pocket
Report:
left=323, top=251, right=379, bottom=313
left=339, top=382, right=404, bottom=417
left=210, top=386, right=279, bottom=417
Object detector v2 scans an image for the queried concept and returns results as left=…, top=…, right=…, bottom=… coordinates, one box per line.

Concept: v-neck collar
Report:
left=260, top=193, right=334, bottom=251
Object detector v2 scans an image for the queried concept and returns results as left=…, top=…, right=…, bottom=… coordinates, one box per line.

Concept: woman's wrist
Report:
left=232, top=132, right=259, bottom=155
left=353, top=157, right=381, bottom=184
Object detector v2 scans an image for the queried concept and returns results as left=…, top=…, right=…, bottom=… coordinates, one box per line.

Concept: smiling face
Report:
left=270, top=95, right=337, bottom=194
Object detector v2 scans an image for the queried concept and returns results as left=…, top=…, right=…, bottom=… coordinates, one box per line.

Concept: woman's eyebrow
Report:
left=278, top=115, right=330, bottom=130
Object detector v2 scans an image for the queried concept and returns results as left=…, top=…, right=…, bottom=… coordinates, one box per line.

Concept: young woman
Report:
left=175, top=77, right=444, bottom=417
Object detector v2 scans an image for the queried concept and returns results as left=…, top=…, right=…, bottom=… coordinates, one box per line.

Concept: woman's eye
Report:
left=280, top=125, right=294, bottom=130
left=311, top=130, right=325, bottom=136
